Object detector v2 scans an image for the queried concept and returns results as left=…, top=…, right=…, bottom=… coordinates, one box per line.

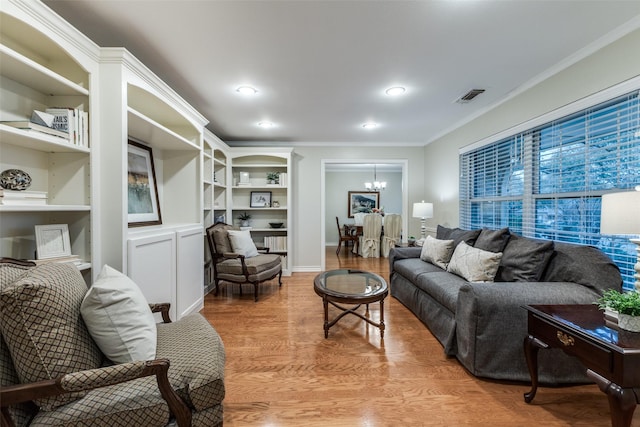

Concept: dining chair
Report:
left=359, top=213, right=383, bottom=258
left=381, top=214, right=402, bottom=257
left=335, top=217, right=359, bottom=255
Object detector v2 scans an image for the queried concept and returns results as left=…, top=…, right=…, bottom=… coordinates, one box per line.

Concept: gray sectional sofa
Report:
left=389, top=226, right=623, bottom=384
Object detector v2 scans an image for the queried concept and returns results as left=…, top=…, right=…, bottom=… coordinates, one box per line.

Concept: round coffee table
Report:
left=313, top=269, right=388, bottom=339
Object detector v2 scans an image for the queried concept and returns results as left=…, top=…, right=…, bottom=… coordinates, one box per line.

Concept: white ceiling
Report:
left=42, top=0, right=640, bottom=147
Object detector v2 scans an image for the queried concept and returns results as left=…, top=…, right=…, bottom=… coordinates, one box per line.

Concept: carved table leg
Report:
left=588, top=370, right=639, bottom=427
left=523, top=334, right=549, bottom=403
left=323, top=298, right=329, bottom=338
left=379, top=298, right=385, bottom=339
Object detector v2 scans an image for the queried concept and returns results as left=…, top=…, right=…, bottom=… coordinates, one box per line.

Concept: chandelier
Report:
left=365, top=164, right=386, bottom=191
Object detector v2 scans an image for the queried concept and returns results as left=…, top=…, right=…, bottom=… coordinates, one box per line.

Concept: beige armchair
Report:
left=0, top=259, right=225, bottom=427
left=206, top=222, right=282, bottom=302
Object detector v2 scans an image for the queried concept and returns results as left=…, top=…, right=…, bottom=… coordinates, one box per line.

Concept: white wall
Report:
left=326, top=170, right=402, bottom=245
left=424, top=28, right=640, bottom=229
left=290, top=146, right=425, bottom=271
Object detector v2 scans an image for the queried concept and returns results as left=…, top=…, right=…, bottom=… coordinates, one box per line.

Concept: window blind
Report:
left=460, top=89, right=640, bottom=290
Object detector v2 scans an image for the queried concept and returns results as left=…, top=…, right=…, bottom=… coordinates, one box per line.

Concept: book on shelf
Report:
left=45, top=108, right=89, bottom=147
left=0, top=189, right=48, bottom=206
left=0, top=120, right=69, bottom=139
left=30, top=255, right=84, bottom=267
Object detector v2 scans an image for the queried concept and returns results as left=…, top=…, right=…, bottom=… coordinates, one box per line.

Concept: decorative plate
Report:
left=0, top=169, right=32, bottom=190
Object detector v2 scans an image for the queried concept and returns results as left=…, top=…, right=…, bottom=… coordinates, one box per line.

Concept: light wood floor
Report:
left=201, top=246, right=639, bottom=426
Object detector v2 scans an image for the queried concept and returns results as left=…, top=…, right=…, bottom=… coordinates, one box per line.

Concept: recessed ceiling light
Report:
left=385, top=86, right=406, bottom=96
left=236, top=86, right=258, bottom=95
left=257, top=121, right=275, bottom=128
left=362, top=122, right=378, bottom=129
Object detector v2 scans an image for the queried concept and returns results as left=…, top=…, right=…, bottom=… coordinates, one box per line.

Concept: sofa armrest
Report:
left=389, top=246, right=422, bottom=272
left=149, top=302, right=172, bottom=323
left=455, top=281, right=600, bottom=380
left=0, top=360, right=191, bottom=426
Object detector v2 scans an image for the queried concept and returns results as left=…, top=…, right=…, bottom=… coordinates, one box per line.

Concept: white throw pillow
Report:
left=81, top=265, right=157, bottom=363
left=227, top=229, right=259, bottom=258
left=447, top=241, right=503, bottom=283
left=420, top=235, right=455, bottom=270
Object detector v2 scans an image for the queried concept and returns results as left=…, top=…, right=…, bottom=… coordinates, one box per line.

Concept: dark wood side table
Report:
left=523, top=304, right=640, bottom=427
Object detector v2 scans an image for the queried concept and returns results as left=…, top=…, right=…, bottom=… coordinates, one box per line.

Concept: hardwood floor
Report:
left=201, top=246, right=639, bottom=426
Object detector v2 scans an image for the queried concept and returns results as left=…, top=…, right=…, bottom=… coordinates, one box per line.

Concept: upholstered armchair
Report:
left=0, top=259, right=225, bottom=427
left=206, top=222, right=282, bottom=302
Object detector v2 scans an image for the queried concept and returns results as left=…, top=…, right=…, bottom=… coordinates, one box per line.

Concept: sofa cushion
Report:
left=495, top=234, right=554, bottom=282
left=412, top=271, right=469, bottom=313
left=0, top=263, right=103, bottom=410
left=474, top=227, right=511, bottom=253
left=81, top=265, right=157, bottom=364
left=393, top=257, right=444, bottom=284
left=542, top=242, right=623, bottom=294
left=436, top=225, right=481, bottom=247
left=420, top=236, right=455, bottom=269
left=447, top=241, right=503, bottom=283
left=227, top=229, right=259, bottom=258
left=156, top=313, right=225, bottom=411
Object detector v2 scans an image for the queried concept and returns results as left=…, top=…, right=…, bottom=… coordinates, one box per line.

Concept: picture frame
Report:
left=250, top=191, right=272, bottom=207
left=127, top=140, right=162, bottom=227
left=35, top=224, right=72, bottom=259
left=348, top=191, right=379, bottom=218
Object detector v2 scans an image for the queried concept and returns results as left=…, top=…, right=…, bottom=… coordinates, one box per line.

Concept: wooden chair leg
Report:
left=336, top=240, right=342, bottom=255
left=254, top=283, right=259, bottom=302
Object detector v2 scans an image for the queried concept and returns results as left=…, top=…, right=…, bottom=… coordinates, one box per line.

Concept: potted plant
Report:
left=238, top=212, right=252, bottom=227
left=596, top=289, right=640, bottom=332
left=408, top=236, right=416, bottom=246
left=266, top=172, right=280, bottom=185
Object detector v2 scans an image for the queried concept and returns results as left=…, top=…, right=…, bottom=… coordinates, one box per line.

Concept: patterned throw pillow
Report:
left=420, top=235, right=455, bottom=270
left=0, top=263, right=103, bottom=410
left=447, top=241, right=503, bottom=283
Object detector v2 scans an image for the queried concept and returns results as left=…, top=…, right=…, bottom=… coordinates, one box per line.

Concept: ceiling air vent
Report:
left=455, top=89, right=485, bottom=104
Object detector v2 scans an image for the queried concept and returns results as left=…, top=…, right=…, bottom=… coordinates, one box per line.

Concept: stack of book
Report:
left=46, top=107, right=89, bottom=148
left=0, top=189, right=48, bottom=205
left=31, top=255, right=84, bottom=268
left=1, top=110, right=68, bottom=140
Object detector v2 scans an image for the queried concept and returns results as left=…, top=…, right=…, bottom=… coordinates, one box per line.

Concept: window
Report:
left=460, top=90, right=640, bottom=290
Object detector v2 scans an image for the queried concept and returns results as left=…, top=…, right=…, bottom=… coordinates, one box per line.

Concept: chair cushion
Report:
left=216, top=253, right=282, bottom=276
left=0, top=263, right=103, bottom=410
left=156, top=313, right=225, bottom=411
left=81, top=265, right=157, bottom=364
left=29, top=376, right=170, bottom=427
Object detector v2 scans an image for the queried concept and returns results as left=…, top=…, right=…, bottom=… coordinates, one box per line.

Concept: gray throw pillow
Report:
left=436, top=225, right=481, bottom=247
left=474, top=227, right=511, bottom=253
left=495, top=234, right=554, bottom=282
left=542, top=242, right=622, bottom=294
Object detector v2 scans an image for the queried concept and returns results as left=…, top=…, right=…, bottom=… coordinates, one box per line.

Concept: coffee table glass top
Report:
left=314, top=269, right=387, bottom=298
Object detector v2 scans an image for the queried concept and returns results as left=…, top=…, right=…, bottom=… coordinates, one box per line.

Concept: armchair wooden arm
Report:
left=1, top=360, right=191, bottom=427
left=149, top=302, right=172, bottom=323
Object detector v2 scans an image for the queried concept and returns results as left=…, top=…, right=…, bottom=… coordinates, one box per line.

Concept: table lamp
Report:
left=600, top=189, right=640, bottom=291
left=412, top=201, right=433, bottom=245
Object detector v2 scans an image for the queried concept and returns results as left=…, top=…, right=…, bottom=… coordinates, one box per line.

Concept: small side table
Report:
left=523, top=304, right=640, bottom=427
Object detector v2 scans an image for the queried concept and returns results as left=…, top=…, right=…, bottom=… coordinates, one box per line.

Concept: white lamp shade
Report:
left=600, top=191, right=640, bottom=235
left=413, top=201, right=433, bottom=219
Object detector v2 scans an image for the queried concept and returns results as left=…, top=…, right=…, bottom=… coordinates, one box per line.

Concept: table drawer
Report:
left=530, top=315, right=612, bottom=373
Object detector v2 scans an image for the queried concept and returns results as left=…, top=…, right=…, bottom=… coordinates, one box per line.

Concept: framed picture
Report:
left=348, top=191, right=379, bottom=218
left=127, top=140, right=162, bottom=227
left=250, top=191, right=272, bottom=207
left=35, top=224, right=71, bottom=259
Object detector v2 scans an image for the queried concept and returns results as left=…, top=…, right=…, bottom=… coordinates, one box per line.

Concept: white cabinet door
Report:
left=176, top=225, right=204, bottom=319
left=127, top=231, right=177, bottom=321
